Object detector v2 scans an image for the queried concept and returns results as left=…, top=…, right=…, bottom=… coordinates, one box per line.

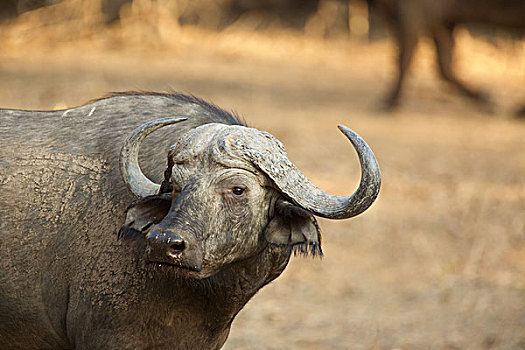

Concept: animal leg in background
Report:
left=433, top=24, right=492, bottom=106
left=515, top=103, right=525, bottom=118
left=384, top=18, right=418, bottom=109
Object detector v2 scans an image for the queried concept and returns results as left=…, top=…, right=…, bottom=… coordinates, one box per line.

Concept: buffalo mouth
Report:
left=145, top=257, right=200, bottom=271
left=143, top=245, right=217, bottom=280
left=145, top=247, right=202, bottom=272
left=146, top=260, right=202, bottom=273
left=144, top=255, right=221, bottom=279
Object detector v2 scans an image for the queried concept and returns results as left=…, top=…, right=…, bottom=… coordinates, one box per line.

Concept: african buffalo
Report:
left=0, top=92, right=380, bottom=349
left=368, top=0, right=525, bottom=115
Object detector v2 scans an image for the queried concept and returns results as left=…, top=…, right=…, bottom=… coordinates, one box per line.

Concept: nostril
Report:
left=167, top=238, right=186, bottom=256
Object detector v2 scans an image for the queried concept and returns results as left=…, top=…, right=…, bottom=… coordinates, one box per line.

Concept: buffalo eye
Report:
left=231, top=186, right=245, bottom=196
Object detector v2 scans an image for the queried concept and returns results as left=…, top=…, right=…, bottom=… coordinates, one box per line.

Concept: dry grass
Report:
left=1, top=3, right=524, bottom=348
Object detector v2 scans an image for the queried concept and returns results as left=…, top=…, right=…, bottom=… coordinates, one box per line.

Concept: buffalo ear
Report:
left=265, top=199, right=323, bottom=257
left=118, top=194, right=172, bottom=240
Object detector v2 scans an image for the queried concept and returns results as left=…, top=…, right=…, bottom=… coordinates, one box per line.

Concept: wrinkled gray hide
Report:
left=0, top=92, right=380, bottom=349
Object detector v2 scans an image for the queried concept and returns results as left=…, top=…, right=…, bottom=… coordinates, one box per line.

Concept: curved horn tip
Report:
left=337, top=123, right=381, bottom=217
left=149, top=116, right=188, bottom=126
left=165, top=116, right=188, bottom=122
left=337, top=124, right=359, bottom=140
left=120, top=116, right=188, bottom=198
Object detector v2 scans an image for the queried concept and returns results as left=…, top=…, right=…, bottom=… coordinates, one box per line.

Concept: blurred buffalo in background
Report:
left=0, top=0, right=54, bottom=20
left=0, top=0, right=350, bottom=37
left=179, top=0, right=321, bottom=31
left=0, top=0, right=128, bottom=22
left=368, top=0, right=525, bottom=116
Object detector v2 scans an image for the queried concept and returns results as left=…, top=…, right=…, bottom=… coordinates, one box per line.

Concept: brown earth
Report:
left=1, top=11, right=524, bottom=349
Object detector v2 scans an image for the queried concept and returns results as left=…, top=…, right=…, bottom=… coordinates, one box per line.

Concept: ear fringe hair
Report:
left=292, top=241, right=323, bottom=258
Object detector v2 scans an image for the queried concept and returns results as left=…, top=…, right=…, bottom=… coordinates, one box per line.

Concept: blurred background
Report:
left=1, top=1, right=524, bottom=348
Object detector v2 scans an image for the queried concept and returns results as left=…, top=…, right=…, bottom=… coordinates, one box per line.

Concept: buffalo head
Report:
left=118, top=117, right=381, bottom=278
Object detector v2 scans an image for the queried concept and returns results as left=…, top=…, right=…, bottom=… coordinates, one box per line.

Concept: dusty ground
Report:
left=1, top=10, right=525, bottom=349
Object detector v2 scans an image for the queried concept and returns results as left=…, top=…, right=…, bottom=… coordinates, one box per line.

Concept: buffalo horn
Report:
left=120, top=117, right=187, bottom=197
left=250, top=125, right=381, bottom=219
